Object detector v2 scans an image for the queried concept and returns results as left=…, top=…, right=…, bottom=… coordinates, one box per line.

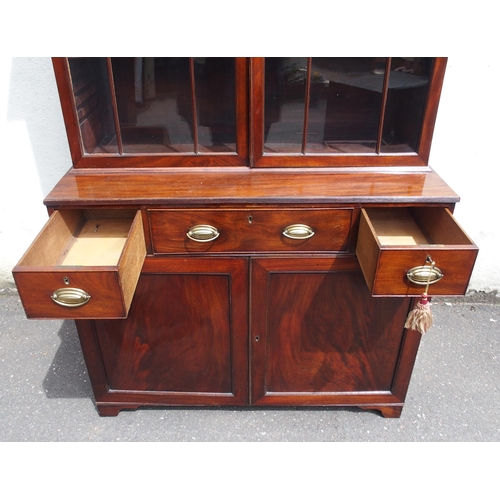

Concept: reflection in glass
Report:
left=264, top=57, right=307, bottom=153
left=111, top=57, right=194, bottom=153
left=314, top=57, right=385, bottom=153
left=264, top=58, right=388, bottom=154
left=68, top=57, right=118, bottom=154
left=304, top=59, right=330, bottom=152
left=195, top=58, right=236, bottom=152
left=72, top=57, right=238, bottom=155
left=262, top=57, right=433, bottom=156
left=381, top=57, right=432, bottom=153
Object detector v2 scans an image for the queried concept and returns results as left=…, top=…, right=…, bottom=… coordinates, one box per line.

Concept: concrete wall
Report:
left=1, top=58, right=71, bottom=292
left=1, top=57, right=498, bottom=294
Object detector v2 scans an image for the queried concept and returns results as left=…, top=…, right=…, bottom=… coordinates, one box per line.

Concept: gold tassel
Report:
left=405, top=292, right=432, bottom=334
left=405, top=259, right=435, bottom=335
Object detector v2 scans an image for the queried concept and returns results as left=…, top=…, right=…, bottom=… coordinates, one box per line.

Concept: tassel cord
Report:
left=404, top=260, right=435, bottom=335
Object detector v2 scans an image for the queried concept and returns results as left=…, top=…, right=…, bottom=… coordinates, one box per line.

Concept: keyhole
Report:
left=63, top=277, right=70, bottom=285
left=255, top=336, right=259, bottom=342
left=248, top=215, right=253, bottom=224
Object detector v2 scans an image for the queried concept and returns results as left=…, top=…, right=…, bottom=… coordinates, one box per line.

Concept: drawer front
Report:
left=356, top=207, right=478, bottom=296
left=372, top=248, right=478, bottom=296
left=13, top=209, right=146, bottom=319
left=149, top=208, right=352, bottom=254
left=15, top=270, right=129, bottom=319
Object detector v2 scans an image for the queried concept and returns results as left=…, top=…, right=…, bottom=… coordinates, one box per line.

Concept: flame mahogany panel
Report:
left=251, top=257, right=416, bottom=407
left=83, top=257, right=249, bottom=408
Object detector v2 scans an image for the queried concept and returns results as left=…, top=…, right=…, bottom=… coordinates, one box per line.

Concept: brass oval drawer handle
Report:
left=187, top=224, right=220, bottom=242
left=283, top=224, right=315, bottom=240
left=51, top=287, right=91, bottom=308
left=407, top=265, right=444, bottom=286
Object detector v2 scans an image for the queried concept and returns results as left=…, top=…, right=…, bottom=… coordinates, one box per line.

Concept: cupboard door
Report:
left=251, top=257, right=417, bottom=410
left=79, top=257, right=249, bottom=415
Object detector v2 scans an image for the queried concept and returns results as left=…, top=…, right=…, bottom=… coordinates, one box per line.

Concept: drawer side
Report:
left=117, top=211, right=147, bottom=312
left=17, top=210, right=83, bottom=267
left=356, top=209, right=380, bottom=291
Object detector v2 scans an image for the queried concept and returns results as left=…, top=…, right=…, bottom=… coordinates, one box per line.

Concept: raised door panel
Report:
left=251, top=257, right=416, bottom=409
left=80, top=257, right=249, bottom=413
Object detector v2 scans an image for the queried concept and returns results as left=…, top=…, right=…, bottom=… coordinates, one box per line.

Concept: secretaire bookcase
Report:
left=13, top=57, right=478, bottom=417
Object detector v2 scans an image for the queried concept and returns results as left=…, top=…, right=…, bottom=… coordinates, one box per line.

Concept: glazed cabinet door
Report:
left=251, top=57, right=446, bottom=168
left=250, top=256, right=420, bottom=417
left=77, top=257, right=249, bottom=416
left=54, top=57, right=249, bottom=168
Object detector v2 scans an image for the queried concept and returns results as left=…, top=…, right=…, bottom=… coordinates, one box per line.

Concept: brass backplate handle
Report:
left=187, top=224, right=220, bottom=242
left=51, top=287, right=91, bottom=307
left=407, top=265, right=444, bottom=286
left=283, top=224, right=315, bottom=240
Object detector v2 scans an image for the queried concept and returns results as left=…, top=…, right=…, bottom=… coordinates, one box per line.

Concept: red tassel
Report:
left=405, top=293, right=433, bottom=334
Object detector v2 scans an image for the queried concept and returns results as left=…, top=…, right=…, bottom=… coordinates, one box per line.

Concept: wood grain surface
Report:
left=44, top=168, right=459, bottom=207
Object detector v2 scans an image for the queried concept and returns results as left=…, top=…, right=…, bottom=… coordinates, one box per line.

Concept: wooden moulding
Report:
left=356, top=207, right=478, bottom=297
left=13, top=209, right=146, bottom=319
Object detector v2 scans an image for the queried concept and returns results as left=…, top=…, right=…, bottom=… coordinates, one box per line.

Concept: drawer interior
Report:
left=18, top=209, right=138, bottom=268
left=365, top=207, right=473, bottom=247
left=367, top=208, right=428, bottom=245
left=60, top=218, right=132, bottom=266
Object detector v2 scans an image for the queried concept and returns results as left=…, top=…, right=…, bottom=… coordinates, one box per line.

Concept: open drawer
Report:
left=356, top=207, right=478, bottom=296
left=13, top=209, right=146, bottom=319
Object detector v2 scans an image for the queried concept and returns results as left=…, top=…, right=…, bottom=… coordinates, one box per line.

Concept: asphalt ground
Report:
left=1, top=291, right=499, bottom=443
left=1, top=291, right=498, bottom=497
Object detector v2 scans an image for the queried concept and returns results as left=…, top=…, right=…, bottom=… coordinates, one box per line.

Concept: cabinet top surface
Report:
left=44, top=167, right=459, bottom=207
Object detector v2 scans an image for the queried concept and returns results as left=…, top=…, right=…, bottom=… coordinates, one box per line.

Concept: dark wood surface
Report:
left=14, top=56, right=476, bottom=418
left=250, top=257, right=415, bottom=409
left=77, top=257, right=249, bottom=413
left=13, top=210, right=146, bottom=319
left=96, top=273, right=234, bottom=393
left=149, top=208, right=353, bottom=254
left=372, top=248, right=478, bottom=296
left=44, top=167, right=459, bottom=207
left=74, top=255, right=423, bottom=417
left=356, top=208, right=478, bottom=296
left=32, top=163, right=472, bottom=417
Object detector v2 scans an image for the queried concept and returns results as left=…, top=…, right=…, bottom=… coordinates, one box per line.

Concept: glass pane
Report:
left=264, top=57, right=307, bottom=153
left=381, top=57, right=433, bottom=153
left=111, top=57, right=194, bottom=154
left=194, top=58, right=236, bottom=152
left=305, top=58, right=332, bottom=152
left=313, top=57, right=385, bottom=153
left=68, top=57, right=118, bottom=154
